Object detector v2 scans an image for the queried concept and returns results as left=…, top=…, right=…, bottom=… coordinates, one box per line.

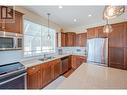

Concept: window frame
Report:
left=23, top=19, right=56, bottom=57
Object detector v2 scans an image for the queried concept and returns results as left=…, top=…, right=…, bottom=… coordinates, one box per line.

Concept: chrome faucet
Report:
left=44, top=54, right=47, bottom=59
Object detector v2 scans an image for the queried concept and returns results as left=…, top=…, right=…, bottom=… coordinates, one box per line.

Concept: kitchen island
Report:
left=58, top=63, right=127, bottom=89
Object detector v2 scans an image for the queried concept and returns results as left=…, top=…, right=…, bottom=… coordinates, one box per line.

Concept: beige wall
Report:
left=15, top=6, right=61, bottom=32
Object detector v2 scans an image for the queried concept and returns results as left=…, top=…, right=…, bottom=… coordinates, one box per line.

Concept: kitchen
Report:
left=0, top=5, right=127, bottom=90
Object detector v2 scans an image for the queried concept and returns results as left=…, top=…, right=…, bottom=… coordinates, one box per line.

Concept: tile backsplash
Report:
left=57, top=47, right=87, bottom=55
left=0, top=50, right=23, bottom=65
left=0, top=47, right=87, bottom=65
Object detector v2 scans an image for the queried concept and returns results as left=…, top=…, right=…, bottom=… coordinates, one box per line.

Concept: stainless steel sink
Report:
left=38, top=56, right=55, bottom=61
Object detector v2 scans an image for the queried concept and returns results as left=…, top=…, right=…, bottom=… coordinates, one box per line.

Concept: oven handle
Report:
left=0, top=73, right=27, bottom=85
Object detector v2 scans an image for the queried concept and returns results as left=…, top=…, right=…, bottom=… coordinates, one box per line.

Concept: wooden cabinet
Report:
left=66, top=32, right=76, bottom=46
left=108, top=47, right=125, bottom=69
left=87, top=28, right=98, bottom=39
left=61, top=32, right=66, bottom=47
left=27, top=64, right=42, bottom=89
left=108, top=23, right=126, bottom=47
left=71, top=55, right=86, bottom=69
left=125, top=48, right=127, bottom=70
left=5, top=11, right=23, bottom=34
left=42, top=62, right=53, bottom=86
left=0, top=6, right=23, bottom=34
left=97, top=26, right=108, bottom=38
left=87, top=26, right=108, bottom=39
left=42, top=59, right=61, bottom=87
left=76, top=33, right=87, bottom=47
left=108, top=22, right=127, bottom=70
left=52, top=59, right=61, bottom=79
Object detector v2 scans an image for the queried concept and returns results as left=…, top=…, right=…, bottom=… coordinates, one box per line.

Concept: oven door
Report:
left=0, top=72, right=26, bottom=89
left=0, top=37, right=15, bottom=50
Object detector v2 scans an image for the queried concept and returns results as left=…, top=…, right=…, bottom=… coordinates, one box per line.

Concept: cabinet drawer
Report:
left=27, top=65, right=41, bottom=75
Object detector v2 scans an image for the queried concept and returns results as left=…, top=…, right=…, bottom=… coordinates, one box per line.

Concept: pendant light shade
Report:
left=103, top=5, right=125, bottom=33
left=103, top=5, right=125, bottom=19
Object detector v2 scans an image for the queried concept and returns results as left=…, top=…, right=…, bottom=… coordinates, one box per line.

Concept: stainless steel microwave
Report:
left=0, top=31, right=23, bottom=51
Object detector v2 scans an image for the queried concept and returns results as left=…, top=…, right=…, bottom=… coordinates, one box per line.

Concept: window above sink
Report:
left=23, top=19, right=56, bottom=57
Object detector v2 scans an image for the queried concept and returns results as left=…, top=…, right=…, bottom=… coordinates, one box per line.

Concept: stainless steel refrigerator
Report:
left=87, top=38, right=108, bottom=65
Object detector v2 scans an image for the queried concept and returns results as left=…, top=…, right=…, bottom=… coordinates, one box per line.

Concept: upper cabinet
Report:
left=5, top=11, right=23, bottom=34
left=61, top=32, right=66, bottom=47
left=97, top=26, right=108, bottom=38
left=87, top=28, right=98, bottom=39
left=108, top=22, right=126, bottom=48
left=76, top=33, right=87, bottom=47
left=87, top=26, right=108, bottom=39
left=0, top=6, right=23, bottom=34
left=65, top=32, right=76, bottom=46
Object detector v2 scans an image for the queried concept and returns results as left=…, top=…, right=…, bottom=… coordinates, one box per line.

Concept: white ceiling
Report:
left=23, top=6, right=127, bottom=30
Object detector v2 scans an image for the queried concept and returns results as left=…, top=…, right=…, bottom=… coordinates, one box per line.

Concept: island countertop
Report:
left=57, top=63, right=127, bottom=89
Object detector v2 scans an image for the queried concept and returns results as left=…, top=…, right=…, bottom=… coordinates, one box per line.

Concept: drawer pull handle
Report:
left=32, top=67, right=36, bottom=70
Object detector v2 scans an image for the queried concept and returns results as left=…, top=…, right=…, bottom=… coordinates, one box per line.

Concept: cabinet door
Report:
left=53, top=59, right=61, bottom=79
left=125, top=48, right=127, bottom=70
left=71, top=55, right=77, bottom=69
left=108, top=23, right=126, bottom=47
left=5, top=11, right=23, bottom=34
left=61, top=32, right=66, bottom=47
left=97, top=26, right=108, bottom=38
left=76, top=33, right=87, bottom=47
left=0, top=6, right=6, bottom=31
left=68, top=56, right=72, bottom=69
left=27, top=65, right=42, bottom=89
left=0, top=23, right=4, bottom=31
left=66, top=33, right=76, bottom=46
left=87, top=28, right=98, bottom=39
left=109, top=47, right=125, bottom=69
left=42, top=62, right=53, bottom=86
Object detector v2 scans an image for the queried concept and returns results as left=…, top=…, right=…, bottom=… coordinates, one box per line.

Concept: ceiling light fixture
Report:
left=103, top=5, right=125, bottom=19
left=103, top=5, right=125, bottom=33
left=88, top=14, right=92, bottom=17
left=58, top=5, right=63, bottom=9
left=47, top=13, right=51, bottom=40
left=73, top=19, right=77, bottom=22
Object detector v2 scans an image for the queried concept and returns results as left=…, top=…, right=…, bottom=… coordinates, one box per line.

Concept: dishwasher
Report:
left=0, top=62, right=26, bottom=89
left=61, top=56, right=70, bottom=74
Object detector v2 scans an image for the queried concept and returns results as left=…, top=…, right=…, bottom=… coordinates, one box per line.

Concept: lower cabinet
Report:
left=27, top=65, right=42, bottom=89
left=53, top=59, right=62, bottom=79
left=71, top=55, right=86, bottom=69
left=27, top=55, right=85, bottom=89
left=108, top=47, right=125, bottom=69
left=27, top=59, right=61, bottom=89
left=42, top=62, right=53, bottom=87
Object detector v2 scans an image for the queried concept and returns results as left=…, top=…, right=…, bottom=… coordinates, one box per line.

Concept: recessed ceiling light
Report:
left=58, top=5, right=63, bottom=9
left=88, top=14, right=92, bottom=17
left=73, top=19, right=77, bottom=22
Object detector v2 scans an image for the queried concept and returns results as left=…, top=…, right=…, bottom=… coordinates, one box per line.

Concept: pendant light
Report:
left=103, top=5, right=125, bottom=33
left=103, top=19, right=112, bottom=33
left=103, top=5, right=125, bottom=19
left=47, top=13, right=51, bottom=40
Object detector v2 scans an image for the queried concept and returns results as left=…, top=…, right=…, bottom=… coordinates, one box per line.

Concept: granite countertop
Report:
left=57, top=63, right=127, bottom=89
left=21, top=53, right=87, bottom=68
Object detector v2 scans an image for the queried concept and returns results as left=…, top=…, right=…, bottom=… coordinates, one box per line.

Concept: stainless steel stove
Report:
left=0, top=62, right=26, bottom=89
